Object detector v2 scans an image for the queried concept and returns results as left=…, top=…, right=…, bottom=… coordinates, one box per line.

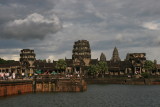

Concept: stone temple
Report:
left=0, top=40, right=160, bottom=77
left=100, top=53, right=106, bottom=62
left=111, top=47, right=121, bottom=62
left=72, top=40, right=91, bottom=72
left=66, top=40, right=98, bottom=74
left=20, top=49, right=36, bottom=74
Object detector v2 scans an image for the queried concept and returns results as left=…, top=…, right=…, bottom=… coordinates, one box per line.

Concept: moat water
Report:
left=1, top=84, right=160, bottom=107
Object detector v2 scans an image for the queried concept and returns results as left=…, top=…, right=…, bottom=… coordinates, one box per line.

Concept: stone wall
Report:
left=35, top=79, right=87, bottom=92
left=0, top=79, right=87, bottom=97
left=0, top=80, right=32, bottom=97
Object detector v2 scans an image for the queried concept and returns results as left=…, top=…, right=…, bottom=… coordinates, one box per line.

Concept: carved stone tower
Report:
left=111, top=47, right=121, bottom=62
left=72, top=40, right=91, bottom=60
left=20, top=49, right=36, bottom=74
left=72, top=40, right=91, bottom=72
left=125, top=53, right=146, bottom=75
left=100, top=53, right=106, bottom=61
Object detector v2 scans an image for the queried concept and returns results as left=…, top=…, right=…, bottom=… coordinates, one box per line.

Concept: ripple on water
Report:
left=0, top=85, right=160, bottom=107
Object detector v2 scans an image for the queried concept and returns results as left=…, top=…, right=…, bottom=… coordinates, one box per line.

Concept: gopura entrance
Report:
left=74, top=66, right=81, bottom=74
left=76, top=66, right=80, bottom=72
left=72, top=40, right=91, bottom=74
left=126, top=53, right=146, bottom=75
left=134, top=66, right=141, bottom=74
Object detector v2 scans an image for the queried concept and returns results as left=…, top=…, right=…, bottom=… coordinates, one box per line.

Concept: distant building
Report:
left=0, top=61, right=20, bottom=74
left=100, top=53, right=106, bottom=62
left=20, top=49, right=36, bottom=74
left=65, top=40, right=98, bottom=74
left=110, top=47, right=121, bottom=62
left=72, top=40, right=91, bottom=72
left=125, top=53, right=146, bottom=75
left=0, top=40, right=160, bottom=77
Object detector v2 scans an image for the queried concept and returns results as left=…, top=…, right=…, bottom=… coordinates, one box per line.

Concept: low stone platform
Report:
left=34, top=78, right=87, bottom=92
left=0, top=80, right=33, bottom=97
left=0, top=77, right=87, bottom=97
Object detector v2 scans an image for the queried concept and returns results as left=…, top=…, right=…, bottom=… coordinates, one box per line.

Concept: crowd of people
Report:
left=0, top=72, right=33, bottom=80
left=0, top=72, right=16, bottom=80
left=0, top=71, right=82, bottom=81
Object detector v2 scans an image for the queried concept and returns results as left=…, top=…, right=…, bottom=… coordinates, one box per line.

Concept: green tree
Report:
left=87, top=65, right=98, bottom=78
left=0, top=58, right=6, bottom=64
left=141, top=72, right=150, bottom=78
left=144, top=60, right=155, bottom=72
left=55, top=59, right=67, bottom=73
left=0, top=58, right=15, bottom=64
left=97, top=61, right=108, bottom=78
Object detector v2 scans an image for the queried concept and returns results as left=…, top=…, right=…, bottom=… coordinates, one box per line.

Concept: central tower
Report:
left=72, top=40, right=91, bottom=60
left=72, top=40, right=91, bottom=72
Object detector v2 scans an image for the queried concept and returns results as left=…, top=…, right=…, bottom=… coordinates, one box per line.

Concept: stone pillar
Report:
left=80, top=67, right=82, bottom=74
left=49, top=82, right=52, bottom=92
left=9, top=68, right=11, bottom=73
left=134, top=67, right=136, bottom=75
left=125, top=68, right=127, bottom=74
left=140, top=67, right=142, bottom=74
left=14, top=68, right=16, bottom=73
left=52, top=83, right=56, bottom=92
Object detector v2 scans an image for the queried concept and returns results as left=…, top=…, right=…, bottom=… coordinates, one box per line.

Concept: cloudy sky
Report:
left=0, top=0, right=160, bottom=62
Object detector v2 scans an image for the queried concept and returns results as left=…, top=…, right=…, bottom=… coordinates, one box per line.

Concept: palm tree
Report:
left=97, top=61, right=108, bottom=78
left=55, top=59, right=67, bottom=73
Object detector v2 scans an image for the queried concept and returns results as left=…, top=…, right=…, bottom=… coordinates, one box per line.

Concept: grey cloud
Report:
left=0, top=0, right=62, bottom=41
left=0, top=0, right=160, bottom=61
left=2, top=13, right=62, bottom=40
left=0, top=0, right=55, bottom=21
left=51, top=0, right=160, bottom=51
left=120, top=0, right=160, bottom=18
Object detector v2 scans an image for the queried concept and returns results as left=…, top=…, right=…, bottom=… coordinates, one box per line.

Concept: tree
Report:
left=141, top=72, right=150, bottom=78
left=0, top=58, right=15, bottom=64
left=87, top=65, right=98, bottom=78
left=97, top=61, right=108, bottom=78
left=0, top=58, right=6, bottom=64
left=144, top=60, right=155, bottom=72
left=55, top=59, right=67, bottom=73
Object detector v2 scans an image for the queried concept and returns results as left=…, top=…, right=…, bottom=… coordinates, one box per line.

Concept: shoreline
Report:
left=85, top=78, right=160, bottom=85
left=1, top=78, right=160, bottom=97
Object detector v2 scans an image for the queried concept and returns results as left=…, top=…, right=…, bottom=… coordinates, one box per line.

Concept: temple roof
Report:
left=107, top=60, right=132, bottom=71
left=113, top=47, right=118, bottom=55
left=0, top=61, right=20, bottom=67
left=110, top=47, right=121, bottom=62
left=90, top=59, right=98, bottom=65
left=100, top=53, right=106, bottom=61
left=65, top=59, right=73, bottom=67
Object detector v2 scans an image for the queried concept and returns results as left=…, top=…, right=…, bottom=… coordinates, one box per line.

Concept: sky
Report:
left=0, top=0, right=160, bottom=62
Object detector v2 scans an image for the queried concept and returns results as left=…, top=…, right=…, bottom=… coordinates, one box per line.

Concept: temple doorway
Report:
left=76, top=67, right=80, bottom=72
left=135, top=67, right=141, bottom=74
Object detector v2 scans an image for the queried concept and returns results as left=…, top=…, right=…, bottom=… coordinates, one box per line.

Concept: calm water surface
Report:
left=0, top=85, right=160, bottom=107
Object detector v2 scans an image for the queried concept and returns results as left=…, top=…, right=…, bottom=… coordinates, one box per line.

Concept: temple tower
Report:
left=125, top=53, right=146, bottom=75
left=111, top=47, right=121, bottom=62
left=72, top=40, right=91, bottom=72
left=72, top=40, right=91, bottom=60
left=100, top=53, right=106, bottom=61
left=20, top=49, right=36, bottom=74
